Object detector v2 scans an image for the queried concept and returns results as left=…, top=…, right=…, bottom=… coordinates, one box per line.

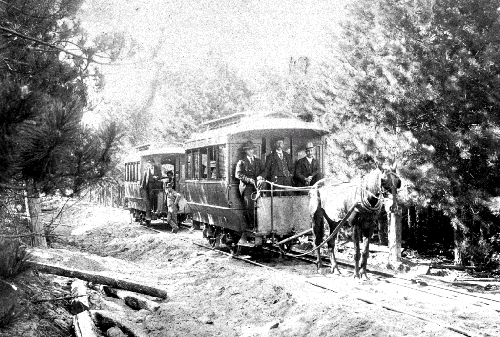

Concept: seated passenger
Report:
left=294, top=142, right=321, bottom=191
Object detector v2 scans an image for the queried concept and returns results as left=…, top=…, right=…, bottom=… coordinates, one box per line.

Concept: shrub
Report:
left=458, top=239, right=499, bottom=269
left=0, top=238, right=31, bottom=279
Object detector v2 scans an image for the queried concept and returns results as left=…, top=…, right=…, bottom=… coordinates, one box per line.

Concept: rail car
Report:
left=183, top=111, right=328, bottom=251
left=123, top=142, right=190, bottom=223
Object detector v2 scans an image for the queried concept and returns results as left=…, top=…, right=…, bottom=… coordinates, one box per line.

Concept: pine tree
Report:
left=0, top=0, right=125, bottom=246
left=319, top=0, right=500, bottom=264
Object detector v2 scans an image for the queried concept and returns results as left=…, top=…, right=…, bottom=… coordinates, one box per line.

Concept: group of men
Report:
left=140, top=159, right=180, bottom=232
left=235, top=138, right=321, bottom=228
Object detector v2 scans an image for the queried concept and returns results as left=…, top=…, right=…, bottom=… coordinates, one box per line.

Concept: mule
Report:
left=309, top=166, right=401, bottom=279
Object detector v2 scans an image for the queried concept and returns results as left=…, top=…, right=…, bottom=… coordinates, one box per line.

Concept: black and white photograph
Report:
left=1, top=0, right=500, bottom=336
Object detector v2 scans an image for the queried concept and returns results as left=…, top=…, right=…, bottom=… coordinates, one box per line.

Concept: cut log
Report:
left=70, top=280, right=90, bottom=314
left=73, top=311, right=99, bottom=337
left=100, top=297, right=132, bottom=312
left=90, top=310, right=148, bottom=337
left=29, top=261, right=168, bottom=299
left=102, top=286, right=161, bottom=311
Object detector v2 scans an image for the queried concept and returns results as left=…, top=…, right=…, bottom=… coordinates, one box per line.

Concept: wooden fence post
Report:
left=386, top=195, right=402, bottom=266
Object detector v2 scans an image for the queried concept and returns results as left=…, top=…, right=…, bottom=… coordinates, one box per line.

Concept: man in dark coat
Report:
left=257, top=137, right=294, bottom=195
left=294, top=142, right=321, bottom=189
left=140, top=158, right=161, bottom=221
left=235, top=140, right=265, bottom=230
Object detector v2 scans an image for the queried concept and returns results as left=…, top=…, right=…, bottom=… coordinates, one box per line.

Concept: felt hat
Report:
left=242, top=141, right=256, bottom=150
left=305, top=142, right=315, bottom=150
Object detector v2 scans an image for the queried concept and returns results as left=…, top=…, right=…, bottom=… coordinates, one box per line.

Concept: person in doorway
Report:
left=164, top=170, right=175, bottom=190
left=294, top=142, right=321, bottom=190
left=164, top=183, right=181, bottom=233
left=257, top=137, right=294, bottom=196
left=140, top=158, right=161, bottom=221
left=235, top=140, right=265, bottom=230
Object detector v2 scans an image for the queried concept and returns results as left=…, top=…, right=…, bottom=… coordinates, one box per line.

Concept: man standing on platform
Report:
left=294, top=142, right=321, bottom=189
left=257, top=137, right=294, bottom=195
left=140, top=158, right=161, bottom=221
left=235, top=141, right=265, bottom=231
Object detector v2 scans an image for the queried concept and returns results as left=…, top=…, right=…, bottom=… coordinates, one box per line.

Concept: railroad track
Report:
left=268, top=246, right=500, bottom=313
left=138, top=223, right=497, bottom=337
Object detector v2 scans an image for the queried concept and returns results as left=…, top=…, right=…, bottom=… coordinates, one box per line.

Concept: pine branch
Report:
left=0, top=26, right=84, bottom=59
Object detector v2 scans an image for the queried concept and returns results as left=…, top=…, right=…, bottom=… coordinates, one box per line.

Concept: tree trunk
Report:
left=25, top=181, right=47, bottom=247
left=453, top=221, right=463, bottom=265
left=29, top=261, right=168, bottom=299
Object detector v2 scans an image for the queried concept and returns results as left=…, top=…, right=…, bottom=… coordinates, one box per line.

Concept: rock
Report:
left=197, top=314, right=214, bottom=324
left=107, top=326, right=127, bottom=337
left=0, top=280, right=17, bottom=326
left=265, top=321, right=280, bottom=329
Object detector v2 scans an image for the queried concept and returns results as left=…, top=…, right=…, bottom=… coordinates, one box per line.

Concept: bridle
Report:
left=357, top=170, right=399, bottom=213
left=380, top=170, right=400, bottom=196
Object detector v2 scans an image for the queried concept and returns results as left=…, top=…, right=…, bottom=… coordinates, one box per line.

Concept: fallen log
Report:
left=455, top=278, right=500, bottom=282
left=73, top=311, right=99, bottom=337
left=103, top=286, right=161, bottom=312
left=29, top=261, right=168, bottom=299
left=430, top=263, right=478, bottom=270
left=70, top=280, right=90, bottom=314
left=90, top=310, right=148, bottom=337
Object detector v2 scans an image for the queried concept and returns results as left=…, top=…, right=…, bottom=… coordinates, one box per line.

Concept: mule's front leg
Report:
left=313, top=210, right=324, bottom=272
left=359, top=227, right=373, bottom=279
left=327, top=223, right=341, bottom=274
left=359, top=234, right=370, bottom=279
left=352, top=225, right=361, bottom=279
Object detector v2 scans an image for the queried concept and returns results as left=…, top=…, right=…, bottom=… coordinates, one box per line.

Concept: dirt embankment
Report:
left=2, top=201, right=500, bottom=337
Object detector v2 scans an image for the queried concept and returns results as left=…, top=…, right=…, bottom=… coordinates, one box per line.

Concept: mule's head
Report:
left=379, top=164, right=401, bottom=197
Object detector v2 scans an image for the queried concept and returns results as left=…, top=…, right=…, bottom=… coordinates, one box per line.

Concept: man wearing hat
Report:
left=140, top=158, right=162, bottom=221
left=164, top=182, right=180, bottom=233
left=294, top=142, right=321, bottom=189
left=257, top=137, right=294, bottom=195
left=235, top=140, right=265, bottom=229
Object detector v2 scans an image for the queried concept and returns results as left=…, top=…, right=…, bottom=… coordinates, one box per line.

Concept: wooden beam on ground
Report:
left=29, top=261, right=168, bottom=299
left=73, top=311, right=99, bottom=337
left=70, top=280, right=90, bottom=314
left=102, top=286, right=161, bottom=311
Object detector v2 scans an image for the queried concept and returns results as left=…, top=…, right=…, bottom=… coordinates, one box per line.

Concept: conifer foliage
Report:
left=320, top=0, right=500, bottom=264
left=0, top=0, right=123, bottom=195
